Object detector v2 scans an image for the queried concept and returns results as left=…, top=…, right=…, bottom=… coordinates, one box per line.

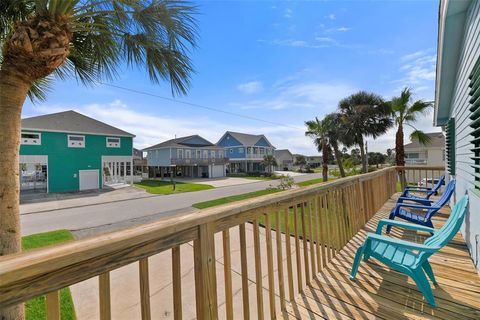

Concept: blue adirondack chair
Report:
left=350, top=195, right=468, bottom=307
left=399, top=175, right=445, bottom=205
left=386, top=179, right=456, bottom=233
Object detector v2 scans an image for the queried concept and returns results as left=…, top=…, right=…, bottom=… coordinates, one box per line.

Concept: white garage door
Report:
left=210, top=165, right=225, bottom=178
left=79, top=170, right=99, bottom=191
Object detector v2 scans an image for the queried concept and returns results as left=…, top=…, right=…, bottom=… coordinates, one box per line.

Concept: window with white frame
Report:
left=106, top=137, right=121, bottom=148
left=185, top=149, right=191, bottom=159
left=21, top=132, right=41, bottom=145
left=238, top=147, right=244, bottom=153
left=219, top=150, right=224, bottom=158
left=230, top=148, right=233, bottom=153
left=68, top=135, right=85, bottom=148
left=211, top=150, right=216, bottom=158
left=203, top=150, right=208, bottom=159
left=177, top=149, right=184, bottom=159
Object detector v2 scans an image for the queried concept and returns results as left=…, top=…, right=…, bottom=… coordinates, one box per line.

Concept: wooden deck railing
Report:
left=0, top=167, right=410, bottom=319
left=396, top=165, right=446, bottom=190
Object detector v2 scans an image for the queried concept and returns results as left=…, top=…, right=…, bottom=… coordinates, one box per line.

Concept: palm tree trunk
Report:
left=358, top=139, right=367, bottom=173
left=395, top=123, right=405, bottom=166
left=332, top=145, right=346, bottom=177
left=321, top=139, right=329, bottom=182
left=0, top=68, right=31, bottom=320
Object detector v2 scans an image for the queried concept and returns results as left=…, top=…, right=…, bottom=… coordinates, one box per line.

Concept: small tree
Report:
left=294, top=155, right=307, bottom=172
left=262, top=154, right=277, bottom=174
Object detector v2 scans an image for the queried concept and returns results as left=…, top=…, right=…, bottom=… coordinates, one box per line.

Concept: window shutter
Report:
left=446, top=118, right=455, bottom=175
left=469, top=58, right=480, bottom=189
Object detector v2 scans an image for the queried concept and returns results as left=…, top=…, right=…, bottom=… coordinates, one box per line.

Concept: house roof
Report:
left=143, top=135, right=218, bottom=151
left=275, top=149, right=293, bottom=158
left=220, top=131, right=275, bottom=147
left=434, top=0, right=472, bottom=126
left=21, top=110, right=135, bottom=137
left=404, top=132, right=445, bottom=149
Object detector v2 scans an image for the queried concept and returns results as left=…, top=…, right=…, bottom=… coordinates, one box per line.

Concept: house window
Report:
left=446, top=118, right=455, bottom=175
left=106, top=137, right=120, bottom=148
left=203, top=150, right=208, bottom=159
left=21, top=132, right=41, bottom=145
left=238, top=147, right=244, bottom=153
left=68, top=135, right=85, bottom=148
left=211, top=150, right=216, bottom=158
left=196, top=150, right=201, bottom=159
left=177, top=149, right=183, bottom=159
left=405, top=153, right=419, bottom=159
left=219, top=150, right=224, bottom=158
left=230, top=148, right=233, bottom=153
left=185, top=149, right=191, bottom=159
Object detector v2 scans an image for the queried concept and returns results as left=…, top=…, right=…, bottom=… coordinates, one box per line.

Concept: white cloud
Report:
left=237, top=81, right=263, bottom=94
left=325, top=14, right=336, bottom=20
left=395, top=49, right=436, bottom=89
left=325, top=26, right=350, bottom=33
left=336, top=27, right=350, bottom=32
left=26, top=100, right=318, bottom=155
left=284, top=8, right=292, bottom=18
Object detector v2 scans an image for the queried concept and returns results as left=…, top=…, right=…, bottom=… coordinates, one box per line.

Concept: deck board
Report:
left=284, top=196, right=480, bottom=320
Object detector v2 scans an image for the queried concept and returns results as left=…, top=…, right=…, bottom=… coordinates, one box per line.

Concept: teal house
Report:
left=20, top=111, right=135, bottom=193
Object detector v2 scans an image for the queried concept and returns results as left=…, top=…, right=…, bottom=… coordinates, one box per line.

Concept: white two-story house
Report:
left=404, top=132, right=445, bottom=166
left=144, top=135, right=227, bottom=178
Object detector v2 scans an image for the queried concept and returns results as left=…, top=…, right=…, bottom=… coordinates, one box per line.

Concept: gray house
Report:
left=274, top=149, right=294, bottom=171
left=434, top=0, right=480, bottom=271
left=144, top=135, right=227, bottom=178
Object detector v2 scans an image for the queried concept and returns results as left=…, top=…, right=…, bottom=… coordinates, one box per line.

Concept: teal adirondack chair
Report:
left=350, top=195, right=469, bottom=307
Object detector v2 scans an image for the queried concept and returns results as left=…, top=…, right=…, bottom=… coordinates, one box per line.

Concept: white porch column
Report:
left=130, top=159, right=133, bottom=184
left=124, top=161, right=127, bottom=183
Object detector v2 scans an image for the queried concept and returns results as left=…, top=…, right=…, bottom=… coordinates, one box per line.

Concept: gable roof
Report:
left=21, top=110, right=135, bottom=137
left=218, top=131, right=275, bottom=148
left=404, top=132, right=445, bottom=149
left=143, top=135, right=217, bottom=151
left=275, top=149, right=293, bottom=158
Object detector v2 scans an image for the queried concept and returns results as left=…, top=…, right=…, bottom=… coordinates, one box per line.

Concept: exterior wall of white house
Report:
left=439, top=0, right=480, bottom=271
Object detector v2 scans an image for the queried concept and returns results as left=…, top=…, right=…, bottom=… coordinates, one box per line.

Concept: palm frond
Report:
left=410, top=130, right=432, bottom=146
left=27, top=77, right=52, bottom=103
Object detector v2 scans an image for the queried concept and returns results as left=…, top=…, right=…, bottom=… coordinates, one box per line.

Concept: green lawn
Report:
left=22, top=230, right=76, bottom=320
left=192, top=188, right=282, bottom=209
left=135, top=180, right=214, bottom=194
left=297, top=178, right=324, bottom=187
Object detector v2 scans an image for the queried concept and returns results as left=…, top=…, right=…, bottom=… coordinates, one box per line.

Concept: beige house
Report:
left=274, top=149, right=294, bottom=171
left=404, top=132, right=445, bottom=166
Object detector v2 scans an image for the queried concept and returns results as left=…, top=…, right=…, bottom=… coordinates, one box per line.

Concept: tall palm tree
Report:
left=322, top=112, right=347, bottom=177
left=389, top=87, right=433, bottom=166
left=305, top=117, right=330, bottom=182
left=339, top=91, right=393, bottom=173
left=262, top=154, right=277, bottom=174
left=0, top=2, right=197, bottom=317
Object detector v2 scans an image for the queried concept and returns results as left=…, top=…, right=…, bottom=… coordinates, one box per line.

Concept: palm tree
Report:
left=0, top=2, right=197, bottom=317
left=388, top=87, right=433, bottom=166
left=322, top=112, right=347, bottom=177
left=262, top=154, right=277, bottom=174
left=339, top=91, right=393, bottom=173
left=305, top=117, right=330, bottom=181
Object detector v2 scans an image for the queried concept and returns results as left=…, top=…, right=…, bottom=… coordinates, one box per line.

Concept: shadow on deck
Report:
left=284, top=196, right=480, bottom=320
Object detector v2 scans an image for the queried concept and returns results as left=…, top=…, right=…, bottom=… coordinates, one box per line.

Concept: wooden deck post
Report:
left=194, top=223, right=218, bottom=320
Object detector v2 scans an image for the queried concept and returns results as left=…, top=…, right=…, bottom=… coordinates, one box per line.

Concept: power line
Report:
left=98, top=82, right=304, bottom=131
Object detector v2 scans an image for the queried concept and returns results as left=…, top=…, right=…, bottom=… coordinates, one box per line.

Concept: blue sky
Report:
left=22, top=0, right=440, bottom=154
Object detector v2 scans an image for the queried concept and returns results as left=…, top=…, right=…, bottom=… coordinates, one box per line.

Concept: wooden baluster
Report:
left=253, top=219, right=264, bottom=320
left=275, top=210, right=286, bottom=311
left=46, top=291, right=60, bottom=320
left=172, top=246, right=182, bottom=320
left=264, top=213, right=276, bottom=319
left=139, top=258, right=151, bottom=320
left=318, top=194, right=327, bottom=268
left=328, top=191, right=338, bottom=256
left=300, top=202, right=310, bottom=284
left=283, top=207, right=295, bottom=301
left=99, top=272, right=111, bottom=320
left=194, top=223, right=218, bottom=320
left=337, top=189, right=347, bottom=248
left=222, top=230, right=233, bottom=320
left=323, top=193, right=333, bottom=263
left=313, top=195, right=322, bottom=271
left=307, top=199, right=316, bottom=278
left=239, top=223, right=250, bottom=320
left=293, top=205, right=303, bottom=292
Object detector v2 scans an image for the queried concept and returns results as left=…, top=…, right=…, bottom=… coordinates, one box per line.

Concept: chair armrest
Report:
left=404, top=188, right=431, bottom=193
left=376, top=219, right=436, bottom=234
left=366, top=233, right=438, bottom=253
left=405, top=185, right=432, bottom=190
left=395, top=202, right=432, bottom=210
left=397, top=196, right=433, bottom=205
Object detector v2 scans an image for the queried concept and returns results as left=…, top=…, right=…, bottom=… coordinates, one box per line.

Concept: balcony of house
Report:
left=405, top=158, right=428, bottom=165
left=1, top=166, right=479, bottom=320
left=171, top=156, right=229, bottom=166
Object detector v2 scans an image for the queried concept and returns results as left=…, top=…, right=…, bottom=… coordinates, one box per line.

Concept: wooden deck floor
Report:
left=283, top=196, right=480, bottom=320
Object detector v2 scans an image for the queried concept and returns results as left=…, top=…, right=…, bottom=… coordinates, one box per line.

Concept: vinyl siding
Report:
left=449, top=0, right=480, bottom=271
left=146, top=148, right=171, bottom=166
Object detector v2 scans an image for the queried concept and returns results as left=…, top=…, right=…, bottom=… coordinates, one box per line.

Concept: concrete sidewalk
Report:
left=70, top=222, right=308, bottom=319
